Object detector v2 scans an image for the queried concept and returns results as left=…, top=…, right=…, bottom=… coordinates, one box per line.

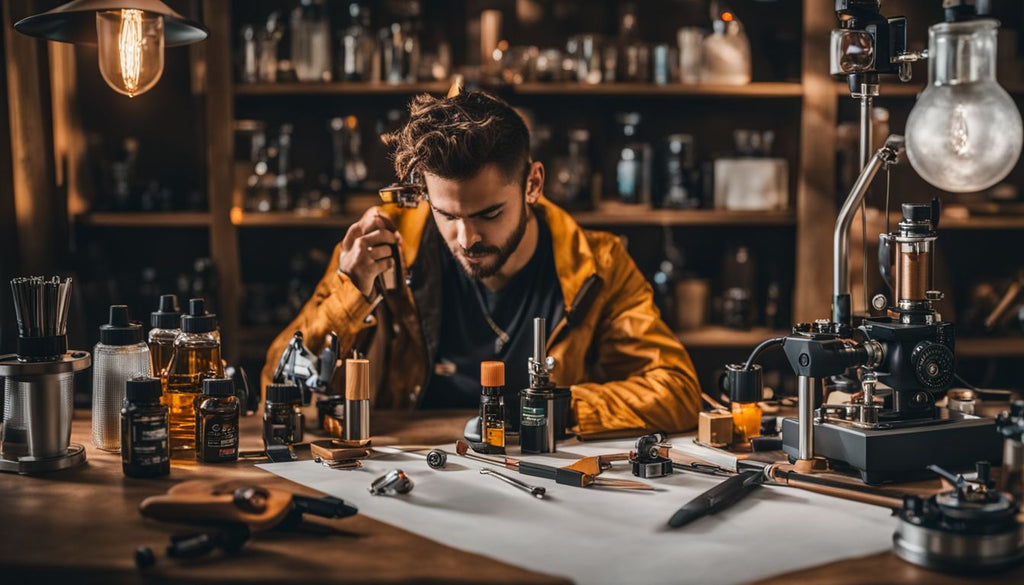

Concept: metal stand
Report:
left=782, top=410, right=1002, bottom=484
left=0, top=443, right=86, bottom=474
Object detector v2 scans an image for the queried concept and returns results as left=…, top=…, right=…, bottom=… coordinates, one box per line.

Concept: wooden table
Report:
left=2, top=409, right=1022, bottom=584
left=0, top=409, right=569, bottom=585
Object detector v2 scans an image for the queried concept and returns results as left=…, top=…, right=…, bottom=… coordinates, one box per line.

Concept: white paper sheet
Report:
left=260, top=437, right=894, bottom=585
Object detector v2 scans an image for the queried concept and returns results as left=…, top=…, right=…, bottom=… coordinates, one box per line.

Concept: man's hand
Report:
left=337, top=206, right=402, bottom=298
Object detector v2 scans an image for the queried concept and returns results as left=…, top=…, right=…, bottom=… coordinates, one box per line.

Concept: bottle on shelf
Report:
left=658, top=134, right=701, bottom=209
left=701, top=7, right=752, bottom=85
left=93, top=305, right=151, bottom=452
left=614, top=112, right=652, bottom=206
left=338, top=2, right=374, bottom=81
left=163, top=298, right=223, bottom=455
left=290, top=0, right=332, bottom=82
left=275, top=124, right=294, bottom=211
left=257, top=12, right=283, bottom=83
left=548, top=128, right=592, bottom=210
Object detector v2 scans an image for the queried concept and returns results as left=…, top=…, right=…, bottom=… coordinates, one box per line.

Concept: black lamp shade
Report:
left=14, top=0, right=208, bottom=47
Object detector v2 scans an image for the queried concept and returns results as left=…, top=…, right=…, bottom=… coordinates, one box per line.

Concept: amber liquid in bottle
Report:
left=164, top=339, right=223, bottom=453
left=148, top=328, right=178, bottom=377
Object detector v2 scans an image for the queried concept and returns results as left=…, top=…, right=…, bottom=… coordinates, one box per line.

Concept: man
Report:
left=262, top=90, right=701, bottom=437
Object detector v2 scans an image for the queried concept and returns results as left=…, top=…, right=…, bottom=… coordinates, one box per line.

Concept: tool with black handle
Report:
left=668, top=469, right=765, bottom=528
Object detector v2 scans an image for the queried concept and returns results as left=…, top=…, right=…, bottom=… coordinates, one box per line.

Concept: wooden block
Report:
left=698, top=410, right=734, bottom=448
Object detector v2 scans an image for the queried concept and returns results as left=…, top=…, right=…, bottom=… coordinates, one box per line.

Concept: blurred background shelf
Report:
left=235, top=81, right=451, bottom=96
left=939, top=215, right=1024, bottom=230
left=573, top=208, right=795, bottom=227
left=957, top=337, right=1024, bottom=359
left=232, top=211, right=361, bottom=228
left=75, top=212, right=212, bottom=228
left=512, top=81, right=804, bottom=97
left=677, top=326, right=789, bottom=349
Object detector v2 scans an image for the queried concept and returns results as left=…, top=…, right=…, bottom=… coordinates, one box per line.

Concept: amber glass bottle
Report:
left=480, top=361, right=506, bottom=453
left=163, top=299, right=223, bottom=454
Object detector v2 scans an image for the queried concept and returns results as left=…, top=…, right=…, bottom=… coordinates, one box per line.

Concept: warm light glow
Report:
left=118, top=9, right=144, bottom=95
left=96, top=10, right=165, bottom=97
left=721, top=12, right=734, bottom=23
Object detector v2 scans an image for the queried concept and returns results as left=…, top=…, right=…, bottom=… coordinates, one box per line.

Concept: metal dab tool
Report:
left=455, top=439, right=651, bottom=490
left=480, top=469, right=546, bottom=499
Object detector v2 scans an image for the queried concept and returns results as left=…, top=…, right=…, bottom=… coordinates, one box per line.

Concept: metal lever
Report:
left=480, top=469, right=546, bottom=499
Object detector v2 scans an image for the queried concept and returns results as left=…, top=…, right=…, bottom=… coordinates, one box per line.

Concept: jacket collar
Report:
left=398, top=195, right=597, bottom=311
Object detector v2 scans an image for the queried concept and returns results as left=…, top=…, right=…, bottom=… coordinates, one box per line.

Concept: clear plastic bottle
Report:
left=92, top=305, right=151, bottom=452
left=148, top=294, right=181, bottom=378
left=163, top=299, right=223, bottom=454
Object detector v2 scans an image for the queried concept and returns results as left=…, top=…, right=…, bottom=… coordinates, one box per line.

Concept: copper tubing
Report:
left=896, top=247, right=931, bottom=302
left=768, top=464, right=905, bottom=509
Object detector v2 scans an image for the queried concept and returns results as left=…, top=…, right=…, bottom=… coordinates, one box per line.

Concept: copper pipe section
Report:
left=896, top=246, right=931, bottom=302
left=768, top=464, right=905, bottom=509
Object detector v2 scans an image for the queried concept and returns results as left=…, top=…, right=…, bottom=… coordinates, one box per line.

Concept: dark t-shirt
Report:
left=420, top=213, right=564, bottom=409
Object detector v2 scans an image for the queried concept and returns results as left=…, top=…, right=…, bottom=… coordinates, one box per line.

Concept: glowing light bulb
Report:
left=96, top=9, right=164, bottom=97
left=905, top=19, right=1023, bottom=193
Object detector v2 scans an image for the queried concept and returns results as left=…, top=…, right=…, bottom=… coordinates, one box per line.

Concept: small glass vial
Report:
left=480, top=361, right=505, bottom=453
left=93, top=305, right=152, bottom=452
left=263, top=383, right=304, bottom=446
left=121, top=377, right=170, bottom=478
left=196, top=378, right=239, bottom=463
left=147, top=294, right=181, bottom=378
left=728, top=364, right=763, bottom=444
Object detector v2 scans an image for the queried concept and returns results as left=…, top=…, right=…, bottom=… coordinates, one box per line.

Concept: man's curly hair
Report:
left=382, top=90, right=531, bottom=188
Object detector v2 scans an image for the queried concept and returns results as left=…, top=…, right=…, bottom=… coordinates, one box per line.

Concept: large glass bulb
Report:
left=96, top=10, right=164, bottom=98
left=905, top=19, right=1022, bottom=193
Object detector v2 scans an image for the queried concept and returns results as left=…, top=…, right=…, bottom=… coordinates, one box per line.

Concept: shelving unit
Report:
left=45, top=0, right=1024, bottom=383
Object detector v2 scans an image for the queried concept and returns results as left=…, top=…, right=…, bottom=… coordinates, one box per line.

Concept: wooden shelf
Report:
left=233, top=211, right=361, bottom=228
left=512, top=81, right=804, bottom=98
left=958, top=337, right=1024, bottom=358
left=75, top=212, right=211, bottom=227
left=573, top=208, right=795, bottom=227
left=833, top=82, right=925, bottom=98
left=677, top=326, right=789, bottom=349
left=234, top=80, right=804, bottom=98
left=235, top=81, right=451, bottom=96
left=939, top=215, right=1024, bottom=230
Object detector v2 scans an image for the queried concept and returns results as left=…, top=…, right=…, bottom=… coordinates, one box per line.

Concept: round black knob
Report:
left=911, top=341, right=955, bottom=390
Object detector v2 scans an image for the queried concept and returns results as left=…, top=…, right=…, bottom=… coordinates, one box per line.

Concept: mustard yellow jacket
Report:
left=262, top=196, right=702, bottom=438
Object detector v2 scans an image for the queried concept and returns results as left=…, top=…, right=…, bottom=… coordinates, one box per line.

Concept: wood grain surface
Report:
left=0, top=410, right=569, bottom=585
left=2, top=409, right=1022, bottom=584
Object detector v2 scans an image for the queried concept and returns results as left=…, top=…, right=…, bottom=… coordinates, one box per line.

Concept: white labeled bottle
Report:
left=92, top=305, right=151, bottom=451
